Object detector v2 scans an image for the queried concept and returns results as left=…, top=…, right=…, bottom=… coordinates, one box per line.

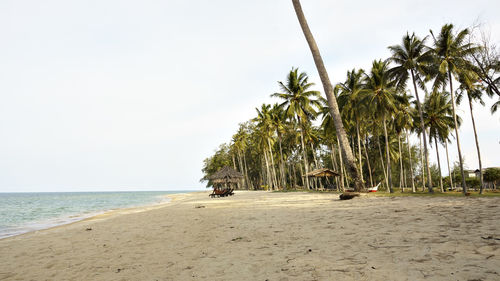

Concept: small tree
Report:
left=484, top=168, right=500, bottom=189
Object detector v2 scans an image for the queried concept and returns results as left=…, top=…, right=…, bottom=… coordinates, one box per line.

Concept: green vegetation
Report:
left=201, top=22, right=500, bottom=197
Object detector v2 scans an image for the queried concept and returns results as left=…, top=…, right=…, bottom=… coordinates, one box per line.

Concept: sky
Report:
left=0, top=0, right=499, bottom=192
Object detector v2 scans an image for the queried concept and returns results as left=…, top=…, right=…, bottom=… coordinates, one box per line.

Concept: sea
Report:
left=0, top=191, right=191, bottom=239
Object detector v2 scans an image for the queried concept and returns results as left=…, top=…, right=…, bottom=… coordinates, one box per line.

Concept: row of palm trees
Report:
left=201, top=23, right=499, bottom=194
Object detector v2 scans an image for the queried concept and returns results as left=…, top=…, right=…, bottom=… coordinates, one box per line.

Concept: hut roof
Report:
left=209, top=166, right=243, bottom=184
left=304, top=168, right=340, bottom=178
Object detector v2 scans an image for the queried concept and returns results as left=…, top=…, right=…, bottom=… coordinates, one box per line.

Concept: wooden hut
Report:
left=304, top=168, right=340, bottom=190
left=209, top=166, right=243, bottom=190
left=304, top=168, right=340, bottom=178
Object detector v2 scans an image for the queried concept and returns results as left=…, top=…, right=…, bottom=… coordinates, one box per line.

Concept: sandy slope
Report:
left=0, top=191, right=499, bottom=281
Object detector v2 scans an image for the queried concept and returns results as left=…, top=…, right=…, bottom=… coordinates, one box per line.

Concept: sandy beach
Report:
left=1, top=191, right=499, bottom=280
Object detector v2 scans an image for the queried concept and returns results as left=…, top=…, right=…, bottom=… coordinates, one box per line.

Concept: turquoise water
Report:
left=0, top=191, right=190, bottom=239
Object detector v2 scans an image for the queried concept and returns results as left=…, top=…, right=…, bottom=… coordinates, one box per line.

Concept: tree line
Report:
left=201, top=23, right=500, bottom=194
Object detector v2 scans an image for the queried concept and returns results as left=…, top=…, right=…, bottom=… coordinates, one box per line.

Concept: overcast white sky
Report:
left=0, top=0, right=499, bottom=192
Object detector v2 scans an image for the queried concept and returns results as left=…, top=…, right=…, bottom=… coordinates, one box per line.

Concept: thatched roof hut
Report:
left=304, top=168, right=340, bottom=178
left=209, top=166, right=243, bottom=185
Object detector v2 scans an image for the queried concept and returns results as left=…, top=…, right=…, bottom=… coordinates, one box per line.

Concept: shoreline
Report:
left=0, top=190, right=202, bottom=241
left=1, top=191, right=499, bottom=280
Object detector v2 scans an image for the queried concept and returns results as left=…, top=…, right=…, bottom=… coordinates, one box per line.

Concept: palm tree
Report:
left=393, top=92, right=414, bottom=192
left=319, top=95, right=345, bottom=191
left=456, top=71, right=485, bottom=193
left=387, top=32, right=434, bottom=193
left=270, top=104, right=287, bottom=188
left=430, top=23, right=479, bottom=194
left=360, top=60, right=397, bottom=193
left=291, top=0, right=365, bottom=191
left=338, top=69, right=366, bottom=184
left=272, top=68, right=320, bottom=190
left=423, top=91, right=456, bottom=192
left=253, top=104, right=279, bottom=190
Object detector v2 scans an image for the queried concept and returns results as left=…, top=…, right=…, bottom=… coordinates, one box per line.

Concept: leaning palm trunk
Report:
left=330, top=143, right=340, bottom=189
left=363, top=136, right=374, bottom=187
left=398, top=134, right=404, bottom=192
left=299, top=125, right=310, bottom=189
left=434, top=136, right=444, bottom=192
left=278, top=134, right=287, bottom=188
left=406, top=130, right=416, bottom=193
left=410, top=70, right=433, bottom=192
left=336, top=136, right=345, bottom=192
left=377, top=136, right=388, bottom=191
left=243, top=152, right=251, bottom=189
left=383, top=115, right=393, bottom=193
left=356, top=121, right=364, bottom=183
left=419, top=134, right=425, bottom=191
left=292, top=0, right=364, bottom=191
left=448, top=71, right=467, bottom=194
left=467, top=94, right=484, bottom=194
left=445, top=141, right=453, bottom=190
left=267, top=139, right=279, bottom=189
left=263, top=150, right=273, bottom=190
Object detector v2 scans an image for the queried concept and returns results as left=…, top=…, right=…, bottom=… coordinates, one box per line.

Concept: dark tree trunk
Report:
left=448, top=71, right=467, bottom=194
left=291, top=0, right=364, bottom=191
left=467, top=93, right=484, bottom=194
left=383, top=114, right=393, bottom=193
left=410, top=69, right=433, bottom=193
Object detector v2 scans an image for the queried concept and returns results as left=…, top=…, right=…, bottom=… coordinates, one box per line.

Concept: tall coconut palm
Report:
left=387, top=32, right=434, bottom=193
left=291, top=0, right=365, bottom=191
left=270, top=103, right=287, bottom=188
left=338, top=69, right=366, bottom=184
left=430, top=23, right=479, bottom=194
left=272, top=68, right=320, bottom=190
left=360, top=60, right=398, bottom=193
left=253, top=104, right=279, bottom=190
left=456, top=71, right=485, bottom=193
left=393, top=92, right=414, bottom=192
left=319, top=95, right=345, bottom=191
left=423, top=91, right=456, bottom=192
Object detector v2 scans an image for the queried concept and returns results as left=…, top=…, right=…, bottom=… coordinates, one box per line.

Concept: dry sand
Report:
left=1, top=191, right=499, bottom=281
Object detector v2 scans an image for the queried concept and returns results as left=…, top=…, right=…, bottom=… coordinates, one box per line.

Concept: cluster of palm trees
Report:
left=201, top=23, right=499, bottom=194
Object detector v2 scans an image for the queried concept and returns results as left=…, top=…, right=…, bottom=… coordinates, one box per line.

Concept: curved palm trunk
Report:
left=406, top=130, right=416, bottom=193
left=448, top=71, right=467, bottom=194
left=377, top=136, right=388, bottom=191
left=292, top=0, right=364, bottom=191
left=383, top=114, right=393, bottom=193
left=299, top=124, right=310, bottom=190
left=467, top=94, right=484, bottom=194
left=267, top=138, right=279, bottom=189
left=263, top=150, right=272, bottom=190
left=278, top=133, right=287, bottom=188
left=243, top=151, right=251, bottom=189
left=363, top=136, right=374, bottom=187
left=336, top=136, right=345, bottom=192
left=232, top=153, right=240, bottom=189
left=311, top=143, right=320, bottom=190
left=398, top=134, right=404, bottom=192
left=444, top=140, right=453, bottom=191
left=434, top=136, right=444, bottom=192
left=330, top=143, right=340, bottom=190
left=356, top=121, right=364, bottom=183
left=419, top=134, right=425, bottom=191
left=410, top=70, right=433, bottom=193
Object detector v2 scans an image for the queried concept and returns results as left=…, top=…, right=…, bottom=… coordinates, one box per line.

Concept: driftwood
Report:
left=339, top=193, right=361, bottom=200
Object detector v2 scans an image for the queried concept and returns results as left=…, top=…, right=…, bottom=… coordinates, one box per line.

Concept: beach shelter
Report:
left=304, top=168, right=340, bottom=190
left=304, top=168, right=340, bottom=178
left=209, top=166, right=243, bottom=189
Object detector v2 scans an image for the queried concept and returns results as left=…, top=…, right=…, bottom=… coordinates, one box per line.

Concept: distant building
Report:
left=465, top=170, right=477, bottom=178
